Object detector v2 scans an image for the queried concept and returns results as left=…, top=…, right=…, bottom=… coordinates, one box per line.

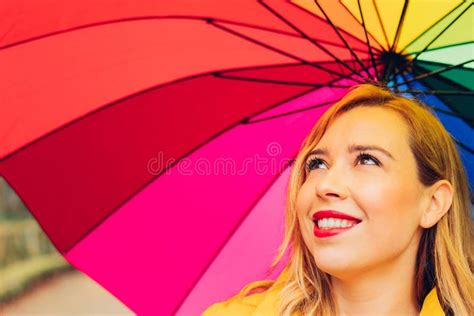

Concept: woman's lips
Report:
left=312, top=210, right=362, bottom=222
left=312, top=210, right=362, bottom=238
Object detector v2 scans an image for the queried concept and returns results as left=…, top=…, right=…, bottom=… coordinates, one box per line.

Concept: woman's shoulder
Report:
left=202, top=274, right=445, bottom=315
left=202, top=279, right=283, bottom=316
left=201, top=289, right=268, bottom=315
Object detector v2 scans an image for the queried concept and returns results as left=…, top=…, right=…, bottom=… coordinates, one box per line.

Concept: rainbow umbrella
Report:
left=0, top=1, right=472, bottom=315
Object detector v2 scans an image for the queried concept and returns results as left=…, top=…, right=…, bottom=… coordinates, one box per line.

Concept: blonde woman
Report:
left=203, top=84, right=473, bottom=316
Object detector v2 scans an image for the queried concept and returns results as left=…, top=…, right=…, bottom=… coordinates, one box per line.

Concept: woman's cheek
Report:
left=295, top=183, right=316, bottom=229
left=358, top=182, right=413, bottom=237
left=352, top=174, right=390, bottom=206
left=296, top=181, right=314, bottom=208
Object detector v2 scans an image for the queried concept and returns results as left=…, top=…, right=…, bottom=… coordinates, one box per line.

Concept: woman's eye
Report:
left=305, top=153, right=380, bottom=172
left=306, top=157, right=327, bottom=171
left=356, top=153, right=380, bottom=166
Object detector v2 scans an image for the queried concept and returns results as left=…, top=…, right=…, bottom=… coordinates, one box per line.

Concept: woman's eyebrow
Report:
left=308, top=144, right=395, bottom=160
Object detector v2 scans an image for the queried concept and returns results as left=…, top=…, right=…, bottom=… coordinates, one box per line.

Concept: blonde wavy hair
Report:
left=234, top=84, right=474, bottom=315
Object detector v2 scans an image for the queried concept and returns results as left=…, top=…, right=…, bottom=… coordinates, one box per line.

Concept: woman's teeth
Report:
left=317, top=218, right=358, bottom=229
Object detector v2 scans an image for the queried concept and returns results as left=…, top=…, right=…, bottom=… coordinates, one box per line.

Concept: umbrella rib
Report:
left=387, top=3, right=472, bottom=82
left=256, top=0, right=367, bottom=81
left=393, top=72, right=406, bottom=93
left=399, top=0, right=466, bottom=52
left=173, top=163, right=294, bottom=315
left=395, top=59, right=473, bottom=87
left=428, top=105, right=474, bottom=123
left=404, top=41, right=473, bottom=56
left=0, top=15, right=211, bottom=50
left=410, top=65, right=474, bottom=127
left=389, top=0, right=409, bottom=52
left=338, top=0, right=386, bottom=51
left=411, top=3, right=471, bottom=57
left=207, top=19, right=364, bottom=83
left=357, top=0, right=380, bottom=81
left=396, top=72, right=460, bottom=123
left=397, top=72, right=474, bottom=137
left=222, top=59, right=372, bottom=71
left=215, top=61, right=374, bottom=87
left=396, top=89, right=474, bottom=96
left=413, top=63, right=473, bottom=92
left=0, top=67, right=315, bottom=162
left=288, top=1, right=383, bottom=53
left=312, top=0, right=372, bottom=78
left=216, top=19, right=372, bottom=54
left=372, top=0, right=390, bottom=50
left=0, top=14, right=375, bottom=52
left=399, top=68, right=415, bottom=94
left=288, top=0, right=384, bottom=54
left=214, top=72, right=353, bottom=88
left=242, top=98, right=341, bottom=124
left=454, top=140, right=474, bottom=155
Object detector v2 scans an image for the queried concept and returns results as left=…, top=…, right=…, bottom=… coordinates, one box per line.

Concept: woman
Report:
left=203, top=84, right=473, bottom=316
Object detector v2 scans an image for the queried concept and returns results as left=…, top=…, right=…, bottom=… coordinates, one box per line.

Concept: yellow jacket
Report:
left=203, top=276, right=444, bottom=316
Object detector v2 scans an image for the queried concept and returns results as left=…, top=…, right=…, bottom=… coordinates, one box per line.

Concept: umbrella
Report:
left=0, top=1, right=472, bottom=315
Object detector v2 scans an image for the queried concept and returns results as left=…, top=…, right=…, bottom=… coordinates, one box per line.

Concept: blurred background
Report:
left=0, top=177, right=134, bottom=315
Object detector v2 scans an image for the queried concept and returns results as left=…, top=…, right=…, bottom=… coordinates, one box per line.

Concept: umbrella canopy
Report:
left=0, top=1, right=472, bottom=315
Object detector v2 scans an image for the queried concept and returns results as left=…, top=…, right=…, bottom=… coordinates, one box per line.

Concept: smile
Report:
left=311, top=210, right=362, bottom=238
left=313, top=217, right=362, bottom=238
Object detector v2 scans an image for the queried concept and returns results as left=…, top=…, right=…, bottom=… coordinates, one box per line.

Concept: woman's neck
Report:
left=330, top=236, right=421, bottom=316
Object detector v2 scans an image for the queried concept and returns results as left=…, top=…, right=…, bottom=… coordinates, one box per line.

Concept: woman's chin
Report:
left=311, top=254, right=368, bottom=280
left=316, top=265, right=359, bottom=280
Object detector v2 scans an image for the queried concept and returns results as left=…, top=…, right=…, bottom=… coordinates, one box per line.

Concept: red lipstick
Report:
left=312, top=210, right=362, bottom=238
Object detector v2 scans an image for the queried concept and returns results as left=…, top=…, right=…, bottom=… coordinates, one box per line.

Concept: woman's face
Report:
left=296, top=106, right=431, bottom=280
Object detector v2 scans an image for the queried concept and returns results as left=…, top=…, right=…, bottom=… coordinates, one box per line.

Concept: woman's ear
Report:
left=419, top=180, right=454, bottom=229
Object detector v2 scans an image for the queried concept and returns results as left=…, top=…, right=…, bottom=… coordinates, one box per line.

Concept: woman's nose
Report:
left=314, top=163, right=349, bottom=200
